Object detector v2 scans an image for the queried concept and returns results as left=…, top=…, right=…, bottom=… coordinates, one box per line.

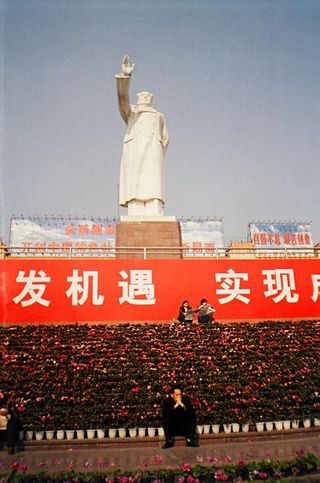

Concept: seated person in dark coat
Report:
left=6, top=409, right=23, bottom=455
left=177, top=300, right=198, bottom=323
left=162, top=385, right=197, bottom=448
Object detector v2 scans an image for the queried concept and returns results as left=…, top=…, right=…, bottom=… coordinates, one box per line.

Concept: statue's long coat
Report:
left=116, top=76, right=169, bottom=207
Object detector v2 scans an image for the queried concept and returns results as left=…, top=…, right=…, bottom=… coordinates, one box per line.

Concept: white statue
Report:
left=115, top=55, right=169, bottom=217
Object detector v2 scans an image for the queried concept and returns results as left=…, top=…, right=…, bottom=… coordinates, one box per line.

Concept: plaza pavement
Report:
left=0, top=428, right=319, bottom=474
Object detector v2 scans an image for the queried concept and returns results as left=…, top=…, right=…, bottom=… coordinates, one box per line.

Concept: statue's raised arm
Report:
left=115, top=55, right=134, bottom=123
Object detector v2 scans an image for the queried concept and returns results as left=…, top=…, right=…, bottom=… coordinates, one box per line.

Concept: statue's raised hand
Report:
left=121, top=54, right=135, bottom=76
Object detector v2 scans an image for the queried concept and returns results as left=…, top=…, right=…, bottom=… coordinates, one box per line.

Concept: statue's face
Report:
left=137, top=91, right=153, bottom=106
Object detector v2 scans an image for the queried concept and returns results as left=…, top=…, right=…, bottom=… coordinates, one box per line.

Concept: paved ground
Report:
left=0, top=429, right=320, bottom=474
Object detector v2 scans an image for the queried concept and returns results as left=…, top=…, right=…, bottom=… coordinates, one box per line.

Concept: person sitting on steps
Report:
left=162, top=385, right=197, bottom=448
left=197, top=298, right=216, bottom=325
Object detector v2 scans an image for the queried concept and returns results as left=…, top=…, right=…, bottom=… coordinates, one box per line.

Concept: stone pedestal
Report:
left=116, top=218, right=182, bottom=259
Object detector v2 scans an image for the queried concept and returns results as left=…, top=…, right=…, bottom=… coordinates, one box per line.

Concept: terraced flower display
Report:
left=1, top=320, right=319, bottom=430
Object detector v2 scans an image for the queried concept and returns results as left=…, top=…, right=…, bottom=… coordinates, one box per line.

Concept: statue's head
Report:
left=137, top=91, right=153, bottom=106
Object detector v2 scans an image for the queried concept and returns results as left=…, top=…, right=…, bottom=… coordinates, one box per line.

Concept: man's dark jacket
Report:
left=162, top=396, right=196, bottom=436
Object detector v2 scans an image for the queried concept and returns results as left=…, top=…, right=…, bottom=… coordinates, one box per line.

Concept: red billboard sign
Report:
left=1, top=259, right=320, bottom=323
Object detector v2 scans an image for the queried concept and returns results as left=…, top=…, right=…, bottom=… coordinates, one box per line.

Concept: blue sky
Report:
left=1, top=0, right=320, bottom=245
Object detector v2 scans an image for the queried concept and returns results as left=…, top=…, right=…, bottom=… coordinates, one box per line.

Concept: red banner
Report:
left=1, top=259, right=320, bottom=323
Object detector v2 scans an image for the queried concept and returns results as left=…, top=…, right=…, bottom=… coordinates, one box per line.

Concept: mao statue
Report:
left=115, top=55, right=169, bottom=217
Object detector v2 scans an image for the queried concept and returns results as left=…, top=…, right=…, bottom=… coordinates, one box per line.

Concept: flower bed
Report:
left=1, top=451, right=320, bottom=482
left=0, top=321, right=319, bottom=431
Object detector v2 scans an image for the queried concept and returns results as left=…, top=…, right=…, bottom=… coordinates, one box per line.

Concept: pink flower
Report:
left=181, top=463, right=191, bottom=472
left=207, top=455, right=219, bottom=464
left=258, top=472, right=268, bottom=479
left=214, top=469, right=228, bottom=481
left=154, top=454, right=163, bottom=465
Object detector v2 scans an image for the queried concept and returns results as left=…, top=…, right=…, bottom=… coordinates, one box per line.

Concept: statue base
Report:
left=120, top=215, right=177, bottom=222
left=116, top=219, right=182, bottom=259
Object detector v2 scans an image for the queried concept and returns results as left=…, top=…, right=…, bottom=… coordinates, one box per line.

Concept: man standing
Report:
left=115, top=55, right=169, bottom=217
left=162, top=385, right=197, bottom=448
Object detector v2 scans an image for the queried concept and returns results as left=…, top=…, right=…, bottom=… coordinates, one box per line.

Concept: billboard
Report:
left=249, top=222, right=313, bottom=249
left=180, top=218, right=225, bottom=257
left=9, top=216, right=225, bottom=257
left=9, top=216, right=116, bottom=256
left=1, top=258, right=320, bottom=323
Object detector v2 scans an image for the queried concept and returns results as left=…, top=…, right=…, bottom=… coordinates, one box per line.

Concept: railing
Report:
left=1, top=245, right=319, bottom=260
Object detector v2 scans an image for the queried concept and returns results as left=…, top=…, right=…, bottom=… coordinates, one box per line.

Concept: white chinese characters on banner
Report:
left=311, top=274, right=320, bottom=302
left=262, top=269, right=299, bottom=303
left=215, top=269, right=251, bottom=305
left=11, top=267, right=320, bottom=310
left=66, top=270, right=104, bottom=306
left=118, top=270, right=156, bottom=305
left=13, top=270, right=51, bottom=307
